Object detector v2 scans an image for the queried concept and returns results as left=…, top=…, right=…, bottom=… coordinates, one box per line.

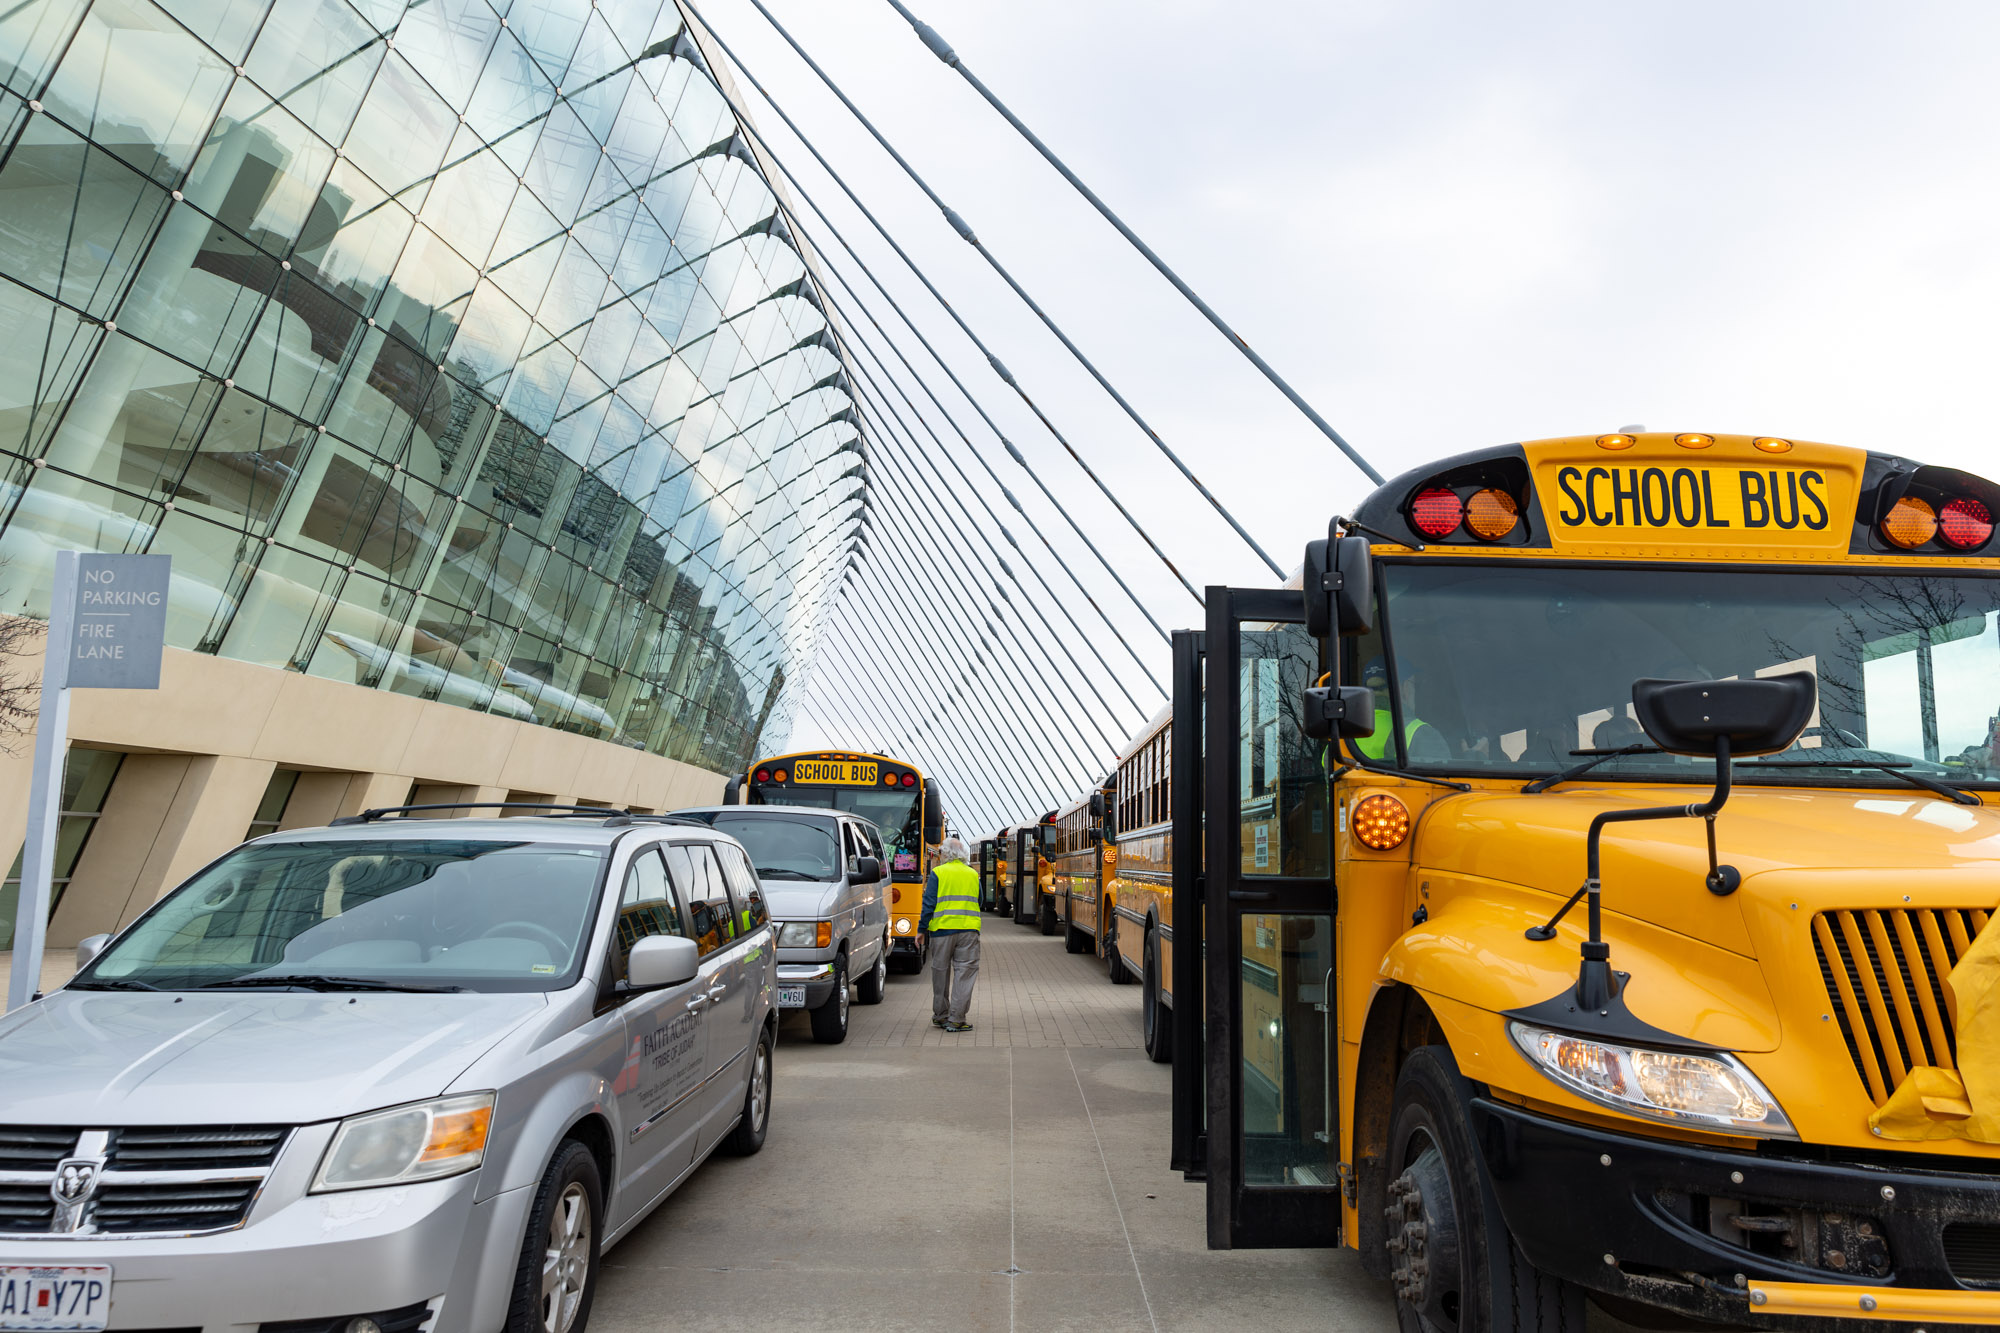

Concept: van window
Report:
left=716, top=844, right=770, bottom=931
left=665, top=842, right=737, bottom=955
left=615, top=848, right=687, bottom=976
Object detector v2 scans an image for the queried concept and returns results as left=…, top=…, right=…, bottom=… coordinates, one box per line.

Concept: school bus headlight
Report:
left=1464, top=488, right=1519, bottom=541
left=1351, top=794, right=1411, bottom=851
left=894, top=918, right=912, bottom=934
left=1508, top=1022, right=1796, bottom=1138
left=1881, top=496, right=1938, bottom=549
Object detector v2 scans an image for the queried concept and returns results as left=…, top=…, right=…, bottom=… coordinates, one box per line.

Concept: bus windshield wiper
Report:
left=1741, top=757, right=1981, bottom=806
left=198, top=974, right=468, bottom=993
left=1521, top=744, right=1662, bottom=794
left=1338, top=750, right=1471, bottom=792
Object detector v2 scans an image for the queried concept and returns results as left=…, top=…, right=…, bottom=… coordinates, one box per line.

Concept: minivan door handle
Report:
left=707, top=984, right=727, bottom=1001
left=685, top=995, right=709, bottom=1012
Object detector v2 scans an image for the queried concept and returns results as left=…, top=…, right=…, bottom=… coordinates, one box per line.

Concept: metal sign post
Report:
left=7, top=552, right=169, bottom=1011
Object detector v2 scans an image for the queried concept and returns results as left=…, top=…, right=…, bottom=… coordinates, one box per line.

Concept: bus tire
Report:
left=1039, top=898, right=1058, bottom=936
left=809, top=955, right=850, bottom=1044
left=1106, top=919, right=1135, bottom=985
left=1142, top=932, right=1173, bottom=1063
left=1064, top=916, right=1089, bottom=953
left=1385, top=1046, right=1584, bottom=1333
left=1014, top=889, right=1034, bottom=927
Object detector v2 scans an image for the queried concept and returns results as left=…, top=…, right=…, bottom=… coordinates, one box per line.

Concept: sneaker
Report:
left=943, top=1021, right=973, bottom=1033
left=931, top=1015, right=948, bottom=1028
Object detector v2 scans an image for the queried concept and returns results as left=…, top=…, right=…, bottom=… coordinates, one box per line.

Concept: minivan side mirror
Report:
left=1303, top=532, right=1374, bottom=639
left=75, top=933, right=111, bottom=970
left=628, top=934, right=701, bottom=989
left=853, top=856, right=881, bottom=883
left=1300, top=685, right=1376, bottom=741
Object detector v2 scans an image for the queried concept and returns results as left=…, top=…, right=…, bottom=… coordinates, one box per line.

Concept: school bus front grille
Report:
left=1812, top=908, right=1992, bottom=1106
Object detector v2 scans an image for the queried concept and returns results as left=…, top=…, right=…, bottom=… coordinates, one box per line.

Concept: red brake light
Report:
left=1939, top=497, right=1993, bottom=550
left=772, top=769, right=787, bottom=782
left=901, top=774, right=916, bottom=787
left=1411, top=488, right=1463, bottom=538
left=754, top=769, right=769, bottom=783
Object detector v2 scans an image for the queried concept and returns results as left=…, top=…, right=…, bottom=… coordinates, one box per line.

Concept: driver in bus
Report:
left=1356, top=658, right=1451, bottom=765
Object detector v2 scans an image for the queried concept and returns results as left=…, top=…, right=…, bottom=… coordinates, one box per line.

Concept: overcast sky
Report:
left=707, top=0, right=2000, bottom=831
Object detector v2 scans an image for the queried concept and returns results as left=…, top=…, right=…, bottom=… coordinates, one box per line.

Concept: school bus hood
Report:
left=1414, top=785, right=2000, bottom=960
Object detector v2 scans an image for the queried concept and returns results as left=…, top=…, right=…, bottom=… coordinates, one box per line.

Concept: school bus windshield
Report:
left=760, top=786, right=925, bottom=875
left=1366, top=563, right=2000, bottom=785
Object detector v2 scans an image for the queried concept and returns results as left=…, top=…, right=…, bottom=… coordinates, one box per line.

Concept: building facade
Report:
left=0, top=0, right=862, bottom=949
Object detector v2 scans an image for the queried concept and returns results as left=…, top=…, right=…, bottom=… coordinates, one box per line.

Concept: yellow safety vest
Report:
left=928, top=860, right=982, bottom=932
left=1355, top=709, right=1431, bottom=761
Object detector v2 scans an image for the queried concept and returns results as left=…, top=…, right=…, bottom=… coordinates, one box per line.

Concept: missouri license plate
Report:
left=777, top=985, right=806, bottom=1008
left=0, top=1265, right=113, bottom=1331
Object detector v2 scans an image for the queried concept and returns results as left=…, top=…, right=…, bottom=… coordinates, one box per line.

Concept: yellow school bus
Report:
left=1050, top=779, right=1116, bottom=959
left=1174, top=432, right=2000, bottom=1329
left=742, top=750, right=943, bottom=971
left=1101, top=710, right=1169, bottom=1051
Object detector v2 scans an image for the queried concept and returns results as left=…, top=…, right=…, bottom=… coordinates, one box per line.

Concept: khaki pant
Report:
left=928, top=931, right=981, bottom=1024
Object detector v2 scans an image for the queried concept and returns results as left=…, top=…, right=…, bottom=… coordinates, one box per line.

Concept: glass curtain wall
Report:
left=0, top=0, right=860, bottom=771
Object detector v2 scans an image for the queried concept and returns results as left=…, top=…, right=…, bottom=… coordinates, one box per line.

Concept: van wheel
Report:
left=721, top=1026, right=773, bottom=1156
left=1142, top=932, right=1173, bottom=1063
left=856, top=943, right=888, bottom=1004
left=1064, top=918, right=1089, bottom=953
left=810, top=955, right=850, bottom=1044
left=504, top=1140, right=600, bottom=1333
left=1106, top=920, right=1135, bottom=985
left=1386, top=1047, right=1584, bottom=1332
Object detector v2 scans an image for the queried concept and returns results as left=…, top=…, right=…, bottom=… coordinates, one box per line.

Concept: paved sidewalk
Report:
left=595, top=922, right=1672, bottom=1332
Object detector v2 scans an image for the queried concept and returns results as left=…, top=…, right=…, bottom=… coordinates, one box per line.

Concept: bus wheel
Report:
left=1039, top=898, right=1058, bottom=936
left=1064, top=916, right=1089, bottom=953
left=1105, top=921, right=1135, bottom=985
left=1142, top=932, right=1173, bottom=1063
left=1386, top=1047, right=1582, bottom=1333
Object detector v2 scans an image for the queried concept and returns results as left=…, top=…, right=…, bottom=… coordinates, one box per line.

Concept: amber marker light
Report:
left=1352, top=794, right=1411, bottom=851
left=1882, top=496, right=1938, bottom=549
left=1465, top=488, right=1520, bottom=541
left=1595, top=434, right=1636, bottom=450
left=418, top=1102, right=495, bottom=1167
left=1674, top=433, right=1715, bottom=449
left=1752, top=437, right=1793, bottom=454
left=883, top=773, right=898, bottom=786
left=772, top=769, right=788, bottom=782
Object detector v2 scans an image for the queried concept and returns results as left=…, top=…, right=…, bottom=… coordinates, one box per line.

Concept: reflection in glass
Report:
left=1240, top=913, right=1337, bottom=1187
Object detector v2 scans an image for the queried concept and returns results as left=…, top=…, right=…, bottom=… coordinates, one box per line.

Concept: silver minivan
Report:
left=671, top=807, right=890, bottom=1044
left=0, top=810, right=774, bottom=1333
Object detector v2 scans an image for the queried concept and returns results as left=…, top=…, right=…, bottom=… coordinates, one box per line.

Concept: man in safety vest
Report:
left=918, top=835, right=982, bottom=1032
left=1355, top=658, right=1451, bottom=765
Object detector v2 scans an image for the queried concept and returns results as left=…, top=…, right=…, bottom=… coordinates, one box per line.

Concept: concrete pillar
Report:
left=50, top=753, right=277, bottom=943
left=410, top=783, right=507, bottom=817
left=337, top=771, right=417, bottom=820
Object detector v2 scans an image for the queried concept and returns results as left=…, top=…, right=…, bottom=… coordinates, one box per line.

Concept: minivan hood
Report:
left=1416, top=784, right=2000, bottom=957
left=762, top=881, right=840, bottom=920
left=0, top=989, right=546, bottom=1125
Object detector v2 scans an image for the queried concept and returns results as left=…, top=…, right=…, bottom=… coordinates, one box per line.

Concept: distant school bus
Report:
left=1048, top=777, right=1115, bottom=958
left=742, top=750, right=944, bottom=971
left=1170, top=432, right=2000, bottom=1329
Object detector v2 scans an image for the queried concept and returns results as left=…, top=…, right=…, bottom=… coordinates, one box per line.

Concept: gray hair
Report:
left=940, top=835, right=969, bottom=863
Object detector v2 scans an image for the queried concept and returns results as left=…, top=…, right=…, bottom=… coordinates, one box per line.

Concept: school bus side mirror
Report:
left=1300, top=685, right=1375, bottom=741
left=1632, top=673, right=1817, bottom=758
left=1088, top=791, right=1104, bottom=820
left=1304, top=534, right=1374, bottom=639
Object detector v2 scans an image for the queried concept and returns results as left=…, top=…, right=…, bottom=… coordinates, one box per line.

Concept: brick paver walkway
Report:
left=855, top=914, right=1143, bottom=1048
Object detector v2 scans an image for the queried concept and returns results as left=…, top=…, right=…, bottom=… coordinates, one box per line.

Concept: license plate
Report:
left=0, top=1265, right=113, bottom=1331
left=777, top=985, right=806, bottom=1008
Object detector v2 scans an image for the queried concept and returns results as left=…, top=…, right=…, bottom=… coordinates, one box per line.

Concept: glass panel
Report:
left=183, top=82, right=337, bottom=254
left=341, top=54, right=455, bottom=197
left=1239, top=912, right=1336, bottom=1187
left=0, top=112, right=171, bottom=318
left=111, top=205, right=273, bottom=374
left=292, top=160, right=413, bottom=319
left=390, top=0, right=498, bottom=113
left=0, top=282, right=104, bottom=461
left=614, top=847, right=685, bottom=974
left=45, top=0, right=235, bottom=184
left=245, top=765, right=299, bottom=837
left=217, top=540, right=342, bottom=667
left=0, top=0, right=91, bottom=100
left=1238, top=626, right=1328, bottom=877
left=0, top=746, right=124, bottom=949
left=243, top=0, right=382, bottom=146
left=155, top=0, right=272, bottom=64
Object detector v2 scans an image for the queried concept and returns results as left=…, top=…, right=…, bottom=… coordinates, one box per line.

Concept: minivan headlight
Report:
left=1507, top=1022, right=1795, bottom=1138
left=311, top=1093, right=496, bottom=1192
left=776, top=921, right=832, bottom=948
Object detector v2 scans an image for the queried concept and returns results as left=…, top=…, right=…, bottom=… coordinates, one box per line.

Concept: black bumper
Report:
left=890, top=936, right=923, bottom=957
left=1472, top=1097, right=2000, bottom=1329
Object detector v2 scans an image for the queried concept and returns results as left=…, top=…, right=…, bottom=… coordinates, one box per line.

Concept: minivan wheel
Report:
left=856, top=943, right=888, bottom=1004
left=505, top=1140, right=601, bottom=1333
left=722, top=1026, right=774, bottom=1156
left=810, top=955, right=850, bottom=1043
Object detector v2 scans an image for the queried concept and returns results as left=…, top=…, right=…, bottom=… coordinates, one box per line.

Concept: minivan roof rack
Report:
left=332, top=802, right=636, bottom=825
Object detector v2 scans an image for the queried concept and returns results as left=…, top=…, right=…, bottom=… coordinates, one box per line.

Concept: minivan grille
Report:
left=0, top=1127, right=78, bottom=1169
left=107, top=1126, right=287, bottom=1171
left=1812, top=907, right=1990, bottom=1105
left=0, top=1184, right=55, bottom=1233
left=91, top=1179, right=264, bottom=1233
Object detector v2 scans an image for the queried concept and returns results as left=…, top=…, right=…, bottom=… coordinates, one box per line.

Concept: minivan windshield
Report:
left=72, top=839, right=607, bottom=992
left=1368, top=564, right=2000, bottom=787
left=701, top=815, right=840, bottom=882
